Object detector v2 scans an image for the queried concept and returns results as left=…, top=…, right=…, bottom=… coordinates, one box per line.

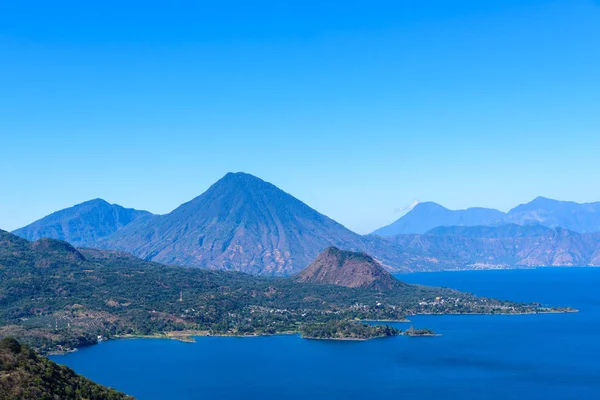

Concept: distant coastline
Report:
left=395, top=265, right=600, bottom=275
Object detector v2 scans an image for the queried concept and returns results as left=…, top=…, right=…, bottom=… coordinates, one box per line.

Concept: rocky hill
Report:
left=294, top=247, right=400, bottom=290
left=13, top=199, right=151, bottom=246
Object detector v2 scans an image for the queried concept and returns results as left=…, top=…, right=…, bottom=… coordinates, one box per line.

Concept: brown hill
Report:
left=295, top=247, right=400, bottom=290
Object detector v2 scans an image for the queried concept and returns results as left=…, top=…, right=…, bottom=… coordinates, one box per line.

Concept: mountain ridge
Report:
left=373, top=197, right=600, bottom=236
left=372, top=202, right=505, bottom=236
left=13, top=199, right=152, bottom=246
left=504, top=197, right=600, bottom=233
left=426, top=223, right=554, bottom=238
left=386, top=226, right=600, bottom=269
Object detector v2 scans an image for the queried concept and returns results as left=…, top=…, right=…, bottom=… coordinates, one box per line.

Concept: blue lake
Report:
left=51, top=268, right=600, bottom=399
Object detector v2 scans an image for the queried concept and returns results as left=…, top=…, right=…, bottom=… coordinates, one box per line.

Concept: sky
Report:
left=1, top=0, right=599, bottom=234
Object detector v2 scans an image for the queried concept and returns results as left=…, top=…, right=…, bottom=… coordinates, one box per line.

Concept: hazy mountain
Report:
left=426, top=223, right=553, bottom=238
left=93, top=172, right=410, bottom=275
left=294, top=247, right=399, bottom=290
left=13, top=199, right=152, bottom=246
left=373, top=197, right=600, bottom=236
left=505, top=197, right=600, bottom=233
left=386, top=226, right=600, bottom=269
left=372, top=202, right=505, bottom=236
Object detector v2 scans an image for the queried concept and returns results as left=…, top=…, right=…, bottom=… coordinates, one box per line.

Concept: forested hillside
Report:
left=0, top=337, right=132, bottom=400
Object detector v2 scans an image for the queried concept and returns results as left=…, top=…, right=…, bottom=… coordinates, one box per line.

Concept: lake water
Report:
left=51, top=268, right=600, bottom=400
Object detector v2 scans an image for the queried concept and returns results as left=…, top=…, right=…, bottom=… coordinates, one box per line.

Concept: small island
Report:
left=404, top=326, right=437, bottom=337
left=299, top=321, right=439, bottom=340
left=300, top=321, right=400, bottom=340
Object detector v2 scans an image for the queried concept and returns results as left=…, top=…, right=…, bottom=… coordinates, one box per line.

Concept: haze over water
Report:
left=51, top=268, right=600, bottom=400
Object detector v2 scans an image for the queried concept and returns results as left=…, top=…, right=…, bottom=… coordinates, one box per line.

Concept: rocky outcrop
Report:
left=295, top=247, right=400, bottom=290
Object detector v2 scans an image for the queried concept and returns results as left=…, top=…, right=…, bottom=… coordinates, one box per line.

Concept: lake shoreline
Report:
left=48, top=307, right=576, bottom=355
left=48, top=268, right=600, bottom=400
left=394, top=266, right=600, bottom=275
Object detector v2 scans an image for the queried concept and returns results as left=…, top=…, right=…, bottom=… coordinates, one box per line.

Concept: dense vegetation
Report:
left=405, top=326, right=436, bottom=336
left=300, top=321, right=399, bottom=340
left=0, top=230, right=561, bottom=353
left=0, top=337, right=132, bottom=400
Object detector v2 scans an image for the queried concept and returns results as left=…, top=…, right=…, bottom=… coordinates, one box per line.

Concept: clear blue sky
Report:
left=1, top=0, right=599, bottom=234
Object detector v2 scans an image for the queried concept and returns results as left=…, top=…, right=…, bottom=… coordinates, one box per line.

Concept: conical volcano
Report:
left=94, top=172, right=369, bottom=275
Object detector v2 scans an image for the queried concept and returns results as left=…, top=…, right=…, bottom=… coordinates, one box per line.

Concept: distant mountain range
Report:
left=385, top=225, right=600, bottom=270
left=372, top=197, right=600, bottom=235
left=503, top=197, right=600, bottom=233
left=11, top=173, right=600, bottom=275
left=372, top=202, right=504, bottom=236
left=13, top=199, right=151, bottom=246
left=426, top=223, right=553, bottom=238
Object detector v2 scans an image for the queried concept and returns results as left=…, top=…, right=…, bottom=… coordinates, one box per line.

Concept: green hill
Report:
left=0, top=337, right=132, bottom=400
